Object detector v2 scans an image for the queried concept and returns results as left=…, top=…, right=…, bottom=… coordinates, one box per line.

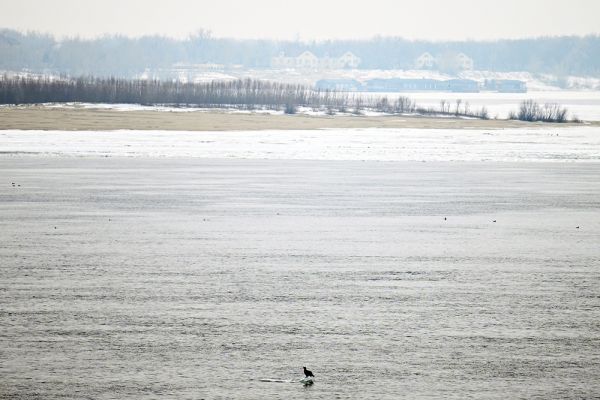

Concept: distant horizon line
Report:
left=2, top=27, right=599, bottom=43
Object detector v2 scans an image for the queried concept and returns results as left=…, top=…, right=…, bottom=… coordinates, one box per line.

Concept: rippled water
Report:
left=1, top=157, right=599, bottom=399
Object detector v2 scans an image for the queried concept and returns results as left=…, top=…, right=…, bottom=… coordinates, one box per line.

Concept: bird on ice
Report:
left=303, top=366, right=314, bottom=378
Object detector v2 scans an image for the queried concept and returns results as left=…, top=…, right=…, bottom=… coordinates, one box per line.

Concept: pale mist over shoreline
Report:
left=2, top=0, right=600, bottom=40
left=1, top=0, right=600, bottom=91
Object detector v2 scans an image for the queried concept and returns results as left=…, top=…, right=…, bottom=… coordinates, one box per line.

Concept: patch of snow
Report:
left=1, top=127, right=598, bottom=162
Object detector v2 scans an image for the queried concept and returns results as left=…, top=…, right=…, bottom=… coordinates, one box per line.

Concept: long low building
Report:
left=366, top=78, right=481, bottom=93
left=272, top=51, right=361, bottom=69
left=315, top=78, right=527, bottom=93
left=483, top=79, right=527, bottom=93
left=315, top=79, right=364, bottom=91
left=365, top=78, right=447, bottom=92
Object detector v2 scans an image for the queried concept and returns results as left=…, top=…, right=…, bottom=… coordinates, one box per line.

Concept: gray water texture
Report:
left=1, top=157, right=599, bottom=399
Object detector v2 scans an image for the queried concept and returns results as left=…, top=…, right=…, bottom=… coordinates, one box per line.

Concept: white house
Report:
left=414, top=51, right=474, bottom=71
left=297, top=51, right=319, bottom=69
left=415, top=52, right=436, bottom=69
left=455, top=52, right=474, bottom=70
left=338, top=51, right=361, bottom=69
left=271, top=51, right=361, bottom=69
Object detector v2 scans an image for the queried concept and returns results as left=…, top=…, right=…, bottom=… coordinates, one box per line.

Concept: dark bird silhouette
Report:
left=303, top=366, right=314, bottom=378
left=576, top=226, right=580, bottom=229
left=444, top=217, right=447, bottom=221
left=493, top=220, right=496, bottom=223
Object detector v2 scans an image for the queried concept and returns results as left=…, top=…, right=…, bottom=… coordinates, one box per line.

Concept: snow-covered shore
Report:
left=1, top=127, right=598, bottom=162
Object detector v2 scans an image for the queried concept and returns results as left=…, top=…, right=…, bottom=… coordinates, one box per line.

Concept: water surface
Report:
left=1, top=157, right=599, bottom=399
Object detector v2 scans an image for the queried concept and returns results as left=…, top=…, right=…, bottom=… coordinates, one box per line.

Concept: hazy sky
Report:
left=2, top=0, right=599, bottom=41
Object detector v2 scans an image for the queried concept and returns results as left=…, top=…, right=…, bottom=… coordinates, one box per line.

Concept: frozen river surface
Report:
left=1, top=126, right=600, bottom=162
left=1, top=155, right=599, bottom=399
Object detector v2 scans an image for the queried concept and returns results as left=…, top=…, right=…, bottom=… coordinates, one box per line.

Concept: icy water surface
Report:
left=1, top=158, right=599, bottom=399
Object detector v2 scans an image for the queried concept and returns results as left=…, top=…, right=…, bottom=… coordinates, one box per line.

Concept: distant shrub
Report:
left=374, top=96, right=390, bottom=112
left=511, top=99, right=569, bottom=122
left=517, top=99, right=540, bottom=121
left=476, top=106, right=489, bottom=120
left=419, top=99, right=487, bottom=119
left=372, top=95, right=415, bottom=114
left=284, top=103, right=297, bottom=114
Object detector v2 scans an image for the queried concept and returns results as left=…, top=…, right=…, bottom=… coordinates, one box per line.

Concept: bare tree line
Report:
left=0, top=76, right=321, bottom=109
left=432, top=99, right=489, bottom=119
left=2, top=76, right=574, bottom=122
left=0, top=75, right=420, bottom=115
